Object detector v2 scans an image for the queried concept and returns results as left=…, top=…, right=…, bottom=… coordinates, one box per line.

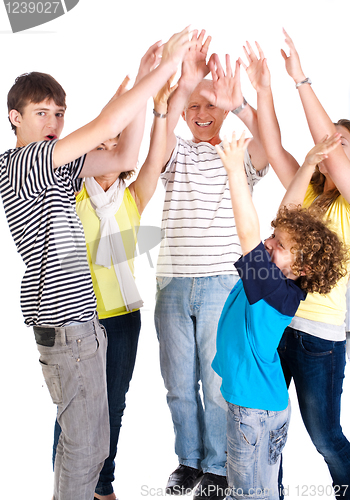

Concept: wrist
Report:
left=231, top=97, right=248, bottom=115
left=292, top=73, right=306, bottom=84
left=153, top=108, right=168, bottom=119
left=295, top=77, right=312, bottom=89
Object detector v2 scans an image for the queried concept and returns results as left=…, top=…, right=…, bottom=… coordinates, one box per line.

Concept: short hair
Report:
left=7, top=72, right=66, bottom=134
left=271, top=205, right=348, bottom=294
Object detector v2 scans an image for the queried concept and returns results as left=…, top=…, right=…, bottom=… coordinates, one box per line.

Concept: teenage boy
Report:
left=0, top=27, right=193, bottom=500
left=154, top=31, right=270, bottom=500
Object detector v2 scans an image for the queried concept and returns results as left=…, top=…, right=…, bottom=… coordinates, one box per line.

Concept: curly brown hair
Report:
left=271, top=206, right=348, bottom=294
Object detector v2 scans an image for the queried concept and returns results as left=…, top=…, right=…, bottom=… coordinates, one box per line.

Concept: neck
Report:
left=94, top=174, right=120, bottom=192
left=192, top=134, right=222, bottom=146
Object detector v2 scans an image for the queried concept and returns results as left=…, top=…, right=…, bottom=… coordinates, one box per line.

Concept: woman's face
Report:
left=336, top=124, right=350, bottom=161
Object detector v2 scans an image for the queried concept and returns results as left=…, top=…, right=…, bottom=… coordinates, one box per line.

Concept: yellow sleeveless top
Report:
left=295, top=184, right=350, bottom=325
left=76, top=184, right=140, bottom=319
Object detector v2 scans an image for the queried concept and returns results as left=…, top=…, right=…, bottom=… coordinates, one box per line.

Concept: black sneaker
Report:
left=165, top=464, right=203, bottom=495
left=193, top=472, right=228, bottom=500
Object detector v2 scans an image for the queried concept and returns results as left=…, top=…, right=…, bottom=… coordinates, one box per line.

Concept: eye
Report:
left=96, top=147, right=105, bottom=151
left=56, top=112, right=64, bottom=118
left=37, top=111, right=45, bottom=116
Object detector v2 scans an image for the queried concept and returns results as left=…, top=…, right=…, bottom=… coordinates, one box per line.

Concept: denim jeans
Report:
left=278, top=327, right=350, bottom=498
left=225, top=401, right=290, bottom=500
left=35, top=316, right=109, bottom=500
left=53, top=311, right=141, bottom=496
left=154, top=275, right=238, bottom=476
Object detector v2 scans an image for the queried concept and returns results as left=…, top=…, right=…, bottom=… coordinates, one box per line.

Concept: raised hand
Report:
left=154, top=74, right=178, bottom=114
left=239, top=41, right=270, bottom=92
left=215, top=131, right=252, bottom=174
left=101, top=75, right=130, bottom=111
left=281, top=28, right=305, bottom=83
left=161, top=26, right=195, bottom=72
left=180, top=29, right=211, bottom=90
left=304, top=133, right=342, bottom=167
left=136, top=41, right=164, bottom=83
left=200, top=53, right=244, bottom=111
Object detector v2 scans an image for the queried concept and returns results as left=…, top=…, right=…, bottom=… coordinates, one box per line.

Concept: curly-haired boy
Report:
left=211, top=132, right=348, bottom=499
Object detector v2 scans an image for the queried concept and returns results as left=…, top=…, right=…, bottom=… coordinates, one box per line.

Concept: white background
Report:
left=0, top=1, right=350, bottom=498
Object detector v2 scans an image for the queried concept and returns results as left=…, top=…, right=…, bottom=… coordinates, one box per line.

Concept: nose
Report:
left=264, top=236, right=274, bottom=254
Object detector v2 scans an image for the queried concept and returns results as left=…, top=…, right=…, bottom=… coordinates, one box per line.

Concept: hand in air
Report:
left=239, top=41, right=270, bottom=92
left=200, top=53, right=243, bottom=111
left=215, top=131, right=252, bottom=174
left=304, top=133, right=342, bottom=167
left=154, top=74, right=178, bottom=114
left=180, top=29, right=211, bottom=89
left=136, top=41, right=164, bottom=83
left=161, top=26, right=195, bottom=71
left=281, top=28, right=305, bottom=83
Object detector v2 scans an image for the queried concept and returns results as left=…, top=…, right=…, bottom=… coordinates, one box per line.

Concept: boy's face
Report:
left=182, top=81, right=228, bottom=146
left=10, top=98, right=65, bottom=147
left=264, top=228, right=298, bottom=281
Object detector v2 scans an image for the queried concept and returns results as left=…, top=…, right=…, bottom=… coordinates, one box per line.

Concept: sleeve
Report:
left=160, top=136, right=180, bottom=182
left=234, top=241, right=306, bottom=316
left=243, top=148, right=269, bottom=191
left=6, top=140, right=58, bottom=199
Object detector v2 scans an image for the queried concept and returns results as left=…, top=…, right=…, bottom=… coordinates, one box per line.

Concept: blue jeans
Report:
left=154, top=275, right=238, bottom=476
left=53, top=311, right=141, bottom=496
left=278, top=327, right=350, bottom=498
left=35, top=316, right=109, bottom=500
left=225, top=401, right=290, bottom=500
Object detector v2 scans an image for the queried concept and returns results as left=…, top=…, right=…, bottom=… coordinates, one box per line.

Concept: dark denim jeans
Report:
left=278, top=326, right=350, bottom=499
left=53, top=310, right=141, bottom=496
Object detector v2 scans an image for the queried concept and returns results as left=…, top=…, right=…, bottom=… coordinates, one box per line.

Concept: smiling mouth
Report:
left=195, top=121, right=212, bottom=127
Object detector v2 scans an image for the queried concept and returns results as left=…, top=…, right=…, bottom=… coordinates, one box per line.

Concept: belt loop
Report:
left=60, top=328, right=66, bottom=346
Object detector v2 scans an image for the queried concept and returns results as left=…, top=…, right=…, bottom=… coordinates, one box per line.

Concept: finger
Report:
left=215, top=144, right=224, bottom=159
left=280, top=49, right=288, bottom=61
left=246, top=41, right=257, bottom=61
left=233, top=58, right=240, bottom=80
left=208, top=54, right=218, bottom=82
left=117, top=75, right=130, bottom=94
left=237, top=130, right=246, bottom=147
left=255, top=41, right=265, bottom=60
left=238, top=57, right=247, bottom=71
left=223, top=135, right=230, bottom=151
left=225, top=54, right=233, bottom=78
left=243, top=45, right=252, bottom=63
left=197, top=29, right=206, bottom=44
left=200, top=89, right=216, bottom=106
left=201, top=35, right=212, bottom=55
left=214, top=54, right=225, bottom=79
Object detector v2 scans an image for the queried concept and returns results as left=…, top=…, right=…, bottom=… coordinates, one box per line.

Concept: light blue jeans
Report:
left=34, top=316, right=109, bottom=500
left=225, top=401, right=291, bottom=500
left=154, top=275, right=238, bottom=476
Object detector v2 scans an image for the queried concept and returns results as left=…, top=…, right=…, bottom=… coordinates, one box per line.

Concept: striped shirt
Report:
left=0, top=140, right=97, bottom=326
left=156, top=137, right=268, bottom=277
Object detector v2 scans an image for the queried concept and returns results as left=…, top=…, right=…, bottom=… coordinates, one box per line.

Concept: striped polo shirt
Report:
left=156, top=137, right=268, bottom=277
left=0, top=140, right=96, bottom=327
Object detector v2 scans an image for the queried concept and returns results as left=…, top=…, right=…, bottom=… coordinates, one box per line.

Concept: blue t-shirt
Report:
left=212, top=242, right=306, bottom=411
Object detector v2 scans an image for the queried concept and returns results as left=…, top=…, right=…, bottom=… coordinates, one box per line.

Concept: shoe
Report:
left=193, top=473, right=228, bottom=500
left=165, top=464, right=203, bottom=495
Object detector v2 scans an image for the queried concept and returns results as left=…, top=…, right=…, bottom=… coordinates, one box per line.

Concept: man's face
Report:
left=11, top=98, right=65, bottom=147
left=182, top=81, right=228, bottom=146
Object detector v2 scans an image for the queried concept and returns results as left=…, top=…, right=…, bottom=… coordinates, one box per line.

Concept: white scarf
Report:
left=84, top=176, right=143, bottom=312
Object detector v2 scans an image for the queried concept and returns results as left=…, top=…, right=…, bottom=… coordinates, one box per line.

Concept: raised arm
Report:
left=107, top=41, right=164, bottom=175
left=49, top=27, right=193, bottom=173
left=164, top=29, right=211, bottom=163
left=199, top=53, right=268, bottom=172
left=240, top=41, right=299, bottom=188
left=216, top=132, right=260, bottom=255
left=280, top=133, right=341, bottom=208
left=282, top=29, right=350, bottom=202
left=129, top=76, right=178, bottom=214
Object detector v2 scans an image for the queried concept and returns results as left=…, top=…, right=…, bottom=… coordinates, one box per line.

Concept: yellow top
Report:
left=76, top=184, right=140, bottom=319
left=295, top=184, right=350, bottom=325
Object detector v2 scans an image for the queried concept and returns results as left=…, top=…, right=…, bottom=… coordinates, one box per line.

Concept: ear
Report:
left=181, top=110, right=186, bottom=121
left=299, top=265, right=310, bottom=277
left=223, top=110, right=229, bottom=119
left=9, top=109, right=22, bottom=130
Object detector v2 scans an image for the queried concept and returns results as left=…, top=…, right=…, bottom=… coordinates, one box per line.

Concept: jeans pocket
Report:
left=218, top=274, right=237, bottom=292
left=299, top=334, right=333, bottom=356
left=156, top=276, right=173, bottom=291
left=39, top=361, right=62, bottom=405
left=268, top=421, right=288, bottom=465
left=75, top=331, right=100, bottom=361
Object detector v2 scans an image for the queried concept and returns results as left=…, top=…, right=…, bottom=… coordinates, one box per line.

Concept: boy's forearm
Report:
left=227, top=169, right=261, bottom=255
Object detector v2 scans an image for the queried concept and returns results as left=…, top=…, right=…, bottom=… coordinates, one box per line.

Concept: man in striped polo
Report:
left=0, top=27, right=193, bottom=500
left=154, top=31, right=269, bottom=500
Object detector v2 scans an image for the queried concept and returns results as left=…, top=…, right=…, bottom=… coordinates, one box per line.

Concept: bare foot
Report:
left=94, top=494, right=117, bottom=500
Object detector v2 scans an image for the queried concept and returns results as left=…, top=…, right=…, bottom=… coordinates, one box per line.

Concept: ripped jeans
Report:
left=225, top=401, right=290, bottom=500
